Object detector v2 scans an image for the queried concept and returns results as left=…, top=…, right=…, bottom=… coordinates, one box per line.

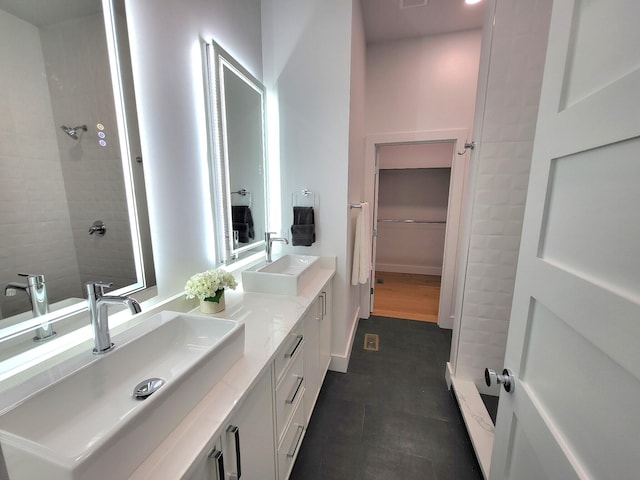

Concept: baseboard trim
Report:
left=447, top=362, right=493, bottom=480
left=376, top=263, right=442, bottom=276
left=329, top=307, right=360, bottom=373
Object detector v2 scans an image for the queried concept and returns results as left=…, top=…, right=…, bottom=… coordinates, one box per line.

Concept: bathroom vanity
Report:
left=132, top=256, right=335, bottom=480
left=0, top=255, right=336, bottom=480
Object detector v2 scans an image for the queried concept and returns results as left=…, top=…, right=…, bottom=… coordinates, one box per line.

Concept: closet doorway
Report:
left=363, top=129, right=469, bottom=329
left=373, top=142, right=451, bottom=322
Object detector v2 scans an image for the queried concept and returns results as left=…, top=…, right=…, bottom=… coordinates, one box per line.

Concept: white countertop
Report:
left=128, top=257, right=336, bottom=479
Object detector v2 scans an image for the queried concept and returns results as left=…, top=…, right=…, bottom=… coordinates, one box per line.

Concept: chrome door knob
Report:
left=485, top=368, right=515, bottom=393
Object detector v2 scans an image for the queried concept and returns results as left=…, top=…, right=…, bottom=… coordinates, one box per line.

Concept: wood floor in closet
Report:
left=372, top=271, right=441, bottom=323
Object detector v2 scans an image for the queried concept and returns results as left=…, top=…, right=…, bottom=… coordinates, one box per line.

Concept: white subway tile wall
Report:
left=40, top=13, right=136, bottom=291
left=0, top=10, right=81, bottom=318
left=0, top=10, right=135, bottom=319
left=456, top=0, right=553, bottom=389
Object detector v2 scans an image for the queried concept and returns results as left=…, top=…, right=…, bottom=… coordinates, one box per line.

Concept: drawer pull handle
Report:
left=207, top=448, right=224, bottom=480
left=226, top=424, right=242, bottom=479
left=286, top=424, right=305, bottom=457
left=320, top=292, right=327, bottom=317
left=286, top=376, right=304, bottom=404
left=284, top=334, right=303, bottom=359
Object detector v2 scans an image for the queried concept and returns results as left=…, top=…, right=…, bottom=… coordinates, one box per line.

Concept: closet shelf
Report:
left=377, top=219, right=446, bottom=224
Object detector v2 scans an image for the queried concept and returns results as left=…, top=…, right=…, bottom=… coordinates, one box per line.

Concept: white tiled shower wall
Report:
left=0, top=10, right=135, bottom=318
left=41, top=14, right=135, bottom=290
left=0, top=10, right=81, bottom=318
left=455, top=0, right=553, bottom=393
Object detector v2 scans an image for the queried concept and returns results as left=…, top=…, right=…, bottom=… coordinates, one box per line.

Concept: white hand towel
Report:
left=351, top=202, right=372, bottom=285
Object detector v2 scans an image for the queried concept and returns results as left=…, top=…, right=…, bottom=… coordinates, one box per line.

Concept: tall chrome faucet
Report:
left=86, top=282, right=141, bottom=354
left=4, top=273, right=55, bottom=341
left=265, top=231, right=288, bottom=263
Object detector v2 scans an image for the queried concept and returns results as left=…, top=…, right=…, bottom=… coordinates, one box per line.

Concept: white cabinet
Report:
left=274, top=338, right=304, bottom=443
left=185, top=366, right=275, bottom=480
left=274, top=324, right=306, bottom=480
left=302, top=287, right=332, bottom=424
left=183, top=436, right=225, bottom=480
left=185, top=278, right=333, bottom=480
left=318, top=286, right=332, bottom=382
left=302, top=297, right=320, bottom=423
left=222, top=366, right=276, bottom=480
left=276, top=393, right=305, bottom=480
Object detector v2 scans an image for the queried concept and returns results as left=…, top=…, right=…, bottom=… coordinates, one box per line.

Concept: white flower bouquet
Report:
left=184, top=268, right=238, bottom=303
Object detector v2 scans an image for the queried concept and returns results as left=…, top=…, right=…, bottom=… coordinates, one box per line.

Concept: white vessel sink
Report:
left=242, top=254, right=321, bottom=295
left=0, top=311, right=244, bottom=480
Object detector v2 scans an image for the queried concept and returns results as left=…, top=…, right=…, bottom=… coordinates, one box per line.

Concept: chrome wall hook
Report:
left=457, top=141, right=476, bottom=155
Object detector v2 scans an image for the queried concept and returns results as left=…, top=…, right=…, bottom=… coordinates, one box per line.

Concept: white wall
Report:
left=364, top=29, right=482, bottom=325
left=454, top=0, right=553, bottom=393
left=378, top=142, right=453, bottom=169
left=347, top=0, right=367, bottom=365
left=366, top=29, right=482, bottom=135
left=261, top=0, right=355, bottom=371
left=125, top=0, right=263, bottom=298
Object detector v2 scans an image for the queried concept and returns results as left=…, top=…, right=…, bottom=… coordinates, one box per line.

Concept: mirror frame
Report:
left=0, top=0, right=153, bottom=355
left=204, top=40, right=269, bottom=264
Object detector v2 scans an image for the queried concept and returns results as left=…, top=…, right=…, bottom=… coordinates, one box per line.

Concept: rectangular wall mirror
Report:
left=205, top=40, right=268, bottom=264
left=0, top=0, right=155, bottom=364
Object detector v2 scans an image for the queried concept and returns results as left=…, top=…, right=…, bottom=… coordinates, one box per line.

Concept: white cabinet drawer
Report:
left=277, top=394, right=305, bottom=480
left=273, top=325, right=304, bottom=384
left=275, top=346, right=304, bottom=441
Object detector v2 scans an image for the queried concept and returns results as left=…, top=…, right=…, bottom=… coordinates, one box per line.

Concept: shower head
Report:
left=60, top=124, right=87, bottom=140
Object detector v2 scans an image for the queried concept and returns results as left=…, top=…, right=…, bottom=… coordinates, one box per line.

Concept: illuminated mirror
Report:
left=205, top=40, right=268, bottom=264
left=0, top=0, right=155, bottom=365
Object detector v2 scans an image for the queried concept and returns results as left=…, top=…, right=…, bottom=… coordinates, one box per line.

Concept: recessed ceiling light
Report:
left=465, top=0, right=483, bottom=4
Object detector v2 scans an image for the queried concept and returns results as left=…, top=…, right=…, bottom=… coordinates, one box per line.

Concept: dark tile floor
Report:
left=480, top=394, right=499, bottom=425
left=290, top=316, right=484, bottom=480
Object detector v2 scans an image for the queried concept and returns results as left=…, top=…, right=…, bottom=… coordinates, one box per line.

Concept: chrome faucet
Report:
left=265, top=231, right=288, bottom=263
left=86, top=282, right=141, bottom=354
left=4, top=273, right=55, bottom=341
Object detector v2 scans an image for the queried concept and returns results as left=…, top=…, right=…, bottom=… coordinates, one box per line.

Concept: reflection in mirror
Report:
left=0, top=0, right=155, bottom=359
left=205, top=40, right=268, bottom=264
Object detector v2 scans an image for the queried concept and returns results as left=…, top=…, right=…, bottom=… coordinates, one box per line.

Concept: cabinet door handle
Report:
left=285, top=375, right=304, bottom=404
left=320, top=292, right=326, bottom=317
left=286, top=424, right=305, bottom=457
left=207, top=448, right=224, bottom=480
left=284, top=334, right=303, bottom=359
left=226, top=425, right=242, bottom=479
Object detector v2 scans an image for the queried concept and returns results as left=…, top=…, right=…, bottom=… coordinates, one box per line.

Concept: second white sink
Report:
left=0, top=311, right=244, bottom=480
left=242, top=254, right=321, bottom=295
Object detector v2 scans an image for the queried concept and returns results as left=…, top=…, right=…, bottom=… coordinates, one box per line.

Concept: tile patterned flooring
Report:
left=290, top=316, right=484, bottom=480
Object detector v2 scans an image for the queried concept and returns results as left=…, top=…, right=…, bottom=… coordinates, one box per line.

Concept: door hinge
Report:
left=372, top=229, right=378, bottom=237
left=370, top=287, right=374, bottom=295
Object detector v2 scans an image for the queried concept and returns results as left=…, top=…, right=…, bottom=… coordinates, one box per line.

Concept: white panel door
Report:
left=490, top=1, right=640, bottom=479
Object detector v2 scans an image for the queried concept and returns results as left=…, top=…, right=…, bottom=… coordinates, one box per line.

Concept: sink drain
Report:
left=132, top=377, right=166, bottom=400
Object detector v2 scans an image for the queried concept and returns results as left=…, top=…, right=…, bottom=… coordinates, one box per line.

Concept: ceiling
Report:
left=0, top=0, right=126, bottom=27
left=1, top=0, right=485, bottom=44
left=361, top=0, right=486, bottom=44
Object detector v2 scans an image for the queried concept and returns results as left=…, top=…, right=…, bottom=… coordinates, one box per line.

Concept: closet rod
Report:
left=377, top=219, right=446, bottom=224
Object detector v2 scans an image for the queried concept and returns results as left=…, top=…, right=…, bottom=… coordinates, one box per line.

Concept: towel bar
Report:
left=231, top=189, right=252, bottom=207
left=292, top=188, right=318, bottom=207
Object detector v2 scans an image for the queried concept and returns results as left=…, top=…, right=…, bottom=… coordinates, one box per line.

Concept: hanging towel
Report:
left=351, top=202, right=371, bottom=285
left=232, top=205, right=254, bottom=243
left=291, top=206, right=315, bottom=246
